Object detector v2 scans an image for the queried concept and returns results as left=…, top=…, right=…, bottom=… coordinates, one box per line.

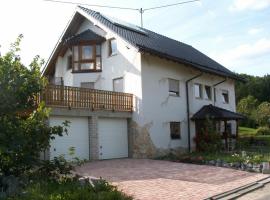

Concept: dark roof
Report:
left=65, top=29, right=105, bottom=45
left=78, top=6, right=243, bottom=81
left=191, top=104, right=245, bottom=120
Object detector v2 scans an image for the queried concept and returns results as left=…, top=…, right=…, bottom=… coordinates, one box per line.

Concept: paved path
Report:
left=76, top=159, right=268, bottom=200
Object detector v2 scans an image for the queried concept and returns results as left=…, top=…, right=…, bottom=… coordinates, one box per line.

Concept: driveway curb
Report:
left=205, top=176, right=270, bottom=200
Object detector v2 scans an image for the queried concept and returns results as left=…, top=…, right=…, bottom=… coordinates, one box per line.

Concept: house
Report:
left=41, top=6, right=244, bottom=160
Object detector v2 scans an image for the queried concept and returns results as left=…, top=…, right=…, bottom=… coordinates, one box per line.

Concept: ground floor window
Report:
left=170, top=122, right=181, bottom=139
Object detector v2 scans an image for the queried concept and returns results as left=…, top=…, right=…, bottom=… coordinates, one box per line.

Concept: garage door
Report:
left=49, top=116, right=89, bottom=160
left=99, top=118, right=128, bottom=159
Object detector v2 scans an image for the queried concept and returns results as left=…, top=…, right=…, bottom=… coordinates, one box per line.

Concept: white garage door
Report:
left=49, top=116, right=89, bottom=160
left=99, top=118, right=128, bottom=159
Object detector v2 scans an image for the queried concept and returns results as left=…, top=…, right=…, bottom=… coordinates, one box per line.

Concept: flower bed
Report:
left=157, top=151, right=270, bottom=173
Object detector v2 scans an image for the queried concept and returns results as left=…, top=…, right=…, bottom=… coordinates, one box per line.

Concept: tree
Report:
left=0, top=35, right=67, bottom=176
left=237, top=95, right=258, bottom=127
left=256, top=102, right=270, bottom=127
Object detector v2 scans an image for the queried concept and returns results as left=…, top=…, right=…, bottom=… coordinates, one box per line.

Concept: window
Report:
left=113, top=77, right=124, bottom=92
left=67, top=55, right=72, bottom=70
left=170, top=122, right=181, bottom=139
left=204, top=85, right=212, bottom=100
left=72, top=43, right=102, bottom=72
left=109, top=38, right=117, bottom=56
left=81, top=82, right=95, bottom=89
left=169, top=79, right=180, bottom=96
left=214, top=88, right=217, bottom=102
left=222, top=90, right=229, bottom=103
left=194, top=83, right=202, bottom=99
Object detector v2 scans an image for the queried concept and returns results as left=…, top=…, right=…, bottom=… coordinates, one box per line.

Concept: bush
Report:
left=7, top=178, right=132, bottom=200
left=256, top=127, right=270, bottom=136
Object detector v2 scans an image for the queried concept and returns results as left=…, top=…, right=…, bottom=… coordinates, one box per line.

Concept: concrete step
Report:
left=205, top=176, right=270, bottom=200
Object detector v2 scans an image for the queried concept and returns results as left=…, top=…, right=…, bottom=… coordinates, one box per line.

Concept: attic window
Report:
left=109, top=38, right=117, bottom=56
left=72, top=43, right=102, bottom=72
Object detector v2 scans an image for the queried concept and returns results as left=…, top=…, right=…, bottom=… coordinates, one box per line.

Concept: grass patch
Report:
left=239, top=126, right=257, bottom=137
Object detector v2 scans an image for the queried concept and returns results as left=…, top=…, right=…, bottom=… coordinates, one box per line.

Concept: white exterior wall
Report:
left=52, top=13, right=237, bottom=153
left=53, top=18, right=143, bottom=121
left=141, top=55, right=237, bottom=150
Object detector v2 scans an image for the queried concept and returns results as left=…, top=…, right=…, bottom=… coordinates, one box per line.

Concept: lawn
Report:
left=239, top=126, right=257, bottom=137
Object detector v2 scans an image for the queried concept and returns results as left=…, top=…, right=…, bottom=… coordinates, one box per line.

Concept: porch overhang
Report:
left=191, top=104, right=245, bottom=121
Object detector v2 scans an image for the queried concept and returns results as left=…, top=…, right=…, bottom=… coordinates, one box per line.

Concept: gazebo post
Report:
left=224, top=120, right=228, bottom=151
left=236, top=119, right=239, bottom=139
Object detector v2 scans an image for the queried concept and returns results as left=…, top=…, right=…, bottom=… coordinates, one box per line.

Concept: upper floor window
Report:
left=109, top=38, right=117, bottom=56
left=194, top=83, right=202, bottom=99
left=72, top=44, right=102, bottom=72
left=67, top=55, right=72, bottom=70
left=204, top=85, right=212, bottom=100
left=169, top=79, right=180, bottom=96
left=222, top=90, right=229, bottom=104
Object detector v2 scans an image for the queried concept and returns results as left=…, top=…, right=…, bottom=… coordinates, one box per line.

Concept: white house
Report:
left=42, top=6, right=244, bottom=160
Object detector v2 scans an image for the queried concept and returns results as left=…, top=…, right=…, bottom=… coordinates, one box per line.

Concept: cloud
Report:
left=211, top=38, right=270, bottom=68
left=229, top=0, right=270, bottom=11
left=248, top=28, right=263, bottom=35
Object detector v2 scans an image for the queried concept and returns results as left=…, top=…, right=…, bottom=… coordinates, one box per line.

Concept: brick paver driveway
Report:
left=76, top=159, right=268, bottom=200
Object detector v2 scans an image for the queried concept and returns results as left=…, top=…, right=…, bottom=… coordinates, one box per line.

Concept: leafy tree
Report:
left=236, top=73, right=270, bottom=104
left=0, top=35, right=67, bottom=177
left=255, top=102, right=270, bottom=127
left=237, top=95, right=258, bottom=127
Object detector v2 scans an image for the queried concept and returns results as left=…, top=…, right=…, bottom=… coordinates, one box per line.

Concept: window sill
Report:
left=109, top=53, right=118, bottom=57
left=72, top=70, right=102, bottom=73
left=169, top=94, right=180, bottom=97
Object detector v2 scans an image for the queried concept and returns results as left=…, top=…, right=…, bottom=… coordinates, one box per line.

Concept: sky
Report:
left=0, top=0, right=269, bottom=76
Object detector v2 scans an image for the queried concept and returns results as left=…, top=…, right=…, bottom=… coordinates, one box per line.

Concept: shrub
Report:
left=7, top=179, right=133, bottom=200
left=256, top=127, right=270, bottom=136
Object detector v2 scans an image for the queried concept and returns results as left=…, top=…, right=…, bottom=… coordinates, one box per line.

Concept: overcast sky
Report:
left=0, top=0, right=269, bottom=76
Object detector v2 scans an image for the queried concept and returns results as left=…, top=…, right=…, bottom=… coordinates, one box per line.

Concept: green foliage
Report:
left=236, top=74, right=270, bottom=104
left=7, top=178, right=132, bottom=200
left=194, top=118, right=222, bottom=152
left=0, top=36, right=68, bottom=177
left=237, top=96, right=258, bottom=127
left=255, top=102, right=270, bottom=127
left=256, top=127, right=270, bottom=136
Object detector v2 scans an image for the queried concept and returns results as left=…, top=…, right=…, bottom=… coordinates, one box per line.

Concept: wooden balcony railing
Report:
left=39, top=85, right=133, bottom=112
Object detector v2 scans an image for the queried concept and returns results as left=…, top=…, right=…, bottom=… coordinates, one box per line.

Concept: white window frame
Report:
left=204, top=85, right=212, bottom=100
left=221, top=90, right=229, bottom=104
left=168, top=78, right=180, bottom=97
left=194, top=83, right=203, bottom=99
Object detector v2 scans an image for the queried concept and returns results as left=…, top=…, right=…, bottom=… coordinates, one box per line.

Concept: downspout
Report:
left=213, top=78, right=227, bottom=106
left=186, top=73, right=203, bottom=152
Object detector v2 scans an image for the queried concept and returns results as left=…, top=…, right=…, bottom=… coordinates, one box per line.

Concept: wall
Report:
left=140, top=54, right=237, bottom=154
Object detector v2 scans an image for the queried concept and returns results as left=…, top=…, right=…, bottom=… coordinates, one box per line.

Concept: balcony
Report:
left=39, top=85, right=133, bottom=112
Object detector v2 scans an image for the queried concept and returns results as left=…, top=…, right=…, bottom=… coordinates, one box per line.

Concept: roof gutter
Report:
left=186, top=73, right=203, bottom=152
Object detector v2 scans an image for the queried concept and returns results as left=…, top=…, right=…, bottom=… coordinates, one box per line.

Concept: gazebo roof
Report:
left=191, top=104, right=245, bottom=120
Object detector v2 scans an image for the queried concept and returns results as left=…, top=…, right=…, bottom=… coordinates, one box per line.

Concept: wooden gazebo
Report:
left=191, top=104, right=245, bottom=150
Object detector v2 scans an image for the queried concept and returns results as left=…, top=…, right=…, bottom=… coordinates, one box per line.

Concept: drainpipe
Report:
left=186, top=73, right=203, bottom=153
left=213, top=78, right=227, bottom=106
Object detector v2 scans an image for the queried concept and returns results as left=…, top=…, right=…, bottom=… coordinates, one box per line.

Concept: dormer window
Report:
left=72, top=44, right=102, bottom=72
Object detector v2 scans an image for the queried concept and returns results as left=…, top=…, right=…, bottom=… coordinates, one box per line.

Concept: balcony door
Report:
left=113, top=77, right=124, bottom=92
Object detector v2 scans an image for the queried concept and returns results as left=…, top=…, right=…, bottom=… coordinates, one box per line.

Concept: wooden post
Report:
left=224, top=120, right=228, bottom=151
left=236, top=119, right=239, bottom=139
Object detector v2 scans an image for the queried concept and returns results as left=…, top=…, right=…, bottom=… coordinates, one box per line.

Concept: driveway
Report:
left=76, top=159, right=268, bottom=200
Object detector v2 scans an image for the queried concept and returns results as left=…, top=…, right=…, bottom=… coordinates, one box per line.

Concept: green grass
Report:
left=239, top=126, right=257, bottom=137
